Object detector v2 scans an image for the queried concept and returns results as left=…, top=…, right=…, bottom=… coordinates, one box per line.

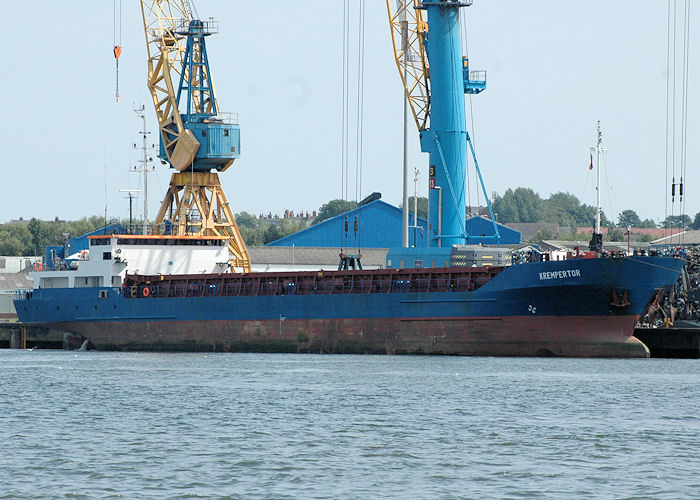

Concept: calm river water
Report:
left=1, top=351, right=698, bottom=499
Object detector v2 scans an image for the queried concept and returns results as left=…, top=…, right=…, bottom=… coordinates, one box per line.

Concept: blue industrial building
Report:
left=267, top=200, right=428, bottom=248
left=267, top=202, right=520, bottom=248
left=466, top=216, right=521, bottom=245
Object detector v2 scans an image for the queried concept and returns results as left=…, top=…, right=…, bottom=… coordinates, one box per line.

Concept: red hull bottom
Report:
left=56, top=315, right=649, bottom=358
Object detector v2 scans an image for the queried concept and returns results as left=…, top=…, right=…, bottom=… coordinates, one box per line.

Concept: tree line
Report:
left=2, top=192, right=699, bottom=256
left=235, top=212, right=308, bottom=246
left=0, top=213, right=309, bottom=256
left=492, top=188, right=700, bottom=230
left=0, top=216, right=108, bottom=256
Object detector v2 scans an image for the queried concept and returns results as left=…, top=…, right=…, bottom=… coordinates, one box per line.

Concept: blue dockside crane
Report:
left=166, top=18, right=240, bottom=172
left=388, top=0, right=500, bottom=248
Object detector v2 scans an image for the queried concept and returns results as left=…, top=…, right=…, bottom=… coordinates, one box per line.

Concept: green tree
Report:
left=235, top=211, right=257, bottom=229
left=0, top=231, right=23, bottom=255
left=693, top=212, right=700, bottom=230
left=69, top=217, right=106, bottom=239
left=543, top=192, right=596, bottom=227
left=579, top=210, right=610, bottom=230
left=530, top=227, right=555, bottom=243
left=0, top=216, right=108, bottom=256
left=607, top=228, right=625, bottom=241
left=662, top=214, right=691, bottom=228
left=399, top=196, right=428, bottom=219
left=637, top=234, right=657, bottom=242
left=639, top=218, right=657, bottom=228
left=263, top=224, right=283, bottom=244
left=280, top=220, right=307, bottom=237
left=1, top=223, right=32, bottom=255
left=233, top=213, right=307, bottom=246
left=27, top=218, right=47, bottom=256
left=313, top=200, right=358, bottom=225
left=490, top=192, right=519, bottom=222
left=238, top=225, right=264, bottom=246
left=491, top=188, right=544, bottom=223
left=617, top=209, right=642, bottom=228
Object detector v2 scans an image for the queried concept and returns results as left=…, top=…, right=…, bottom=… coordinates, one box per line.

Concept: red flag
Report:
left=589, top=153, right=593, bottom=170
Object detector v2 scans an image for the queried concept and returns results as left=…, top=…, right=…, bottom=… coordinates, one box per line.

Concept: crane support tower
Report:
left=140, top=0, right=250, bottom=271
left=387, top=0, right=499, bottom=247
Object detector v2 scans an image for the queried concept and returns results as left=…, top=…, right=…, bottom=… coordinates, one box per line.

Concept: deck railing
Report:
left=123, top=267, right=503, bottom=300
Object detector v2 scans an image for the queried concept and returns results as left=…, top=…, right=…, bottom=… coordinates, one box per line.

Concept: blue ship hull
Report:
left=15, top=256, right=684, bottom=357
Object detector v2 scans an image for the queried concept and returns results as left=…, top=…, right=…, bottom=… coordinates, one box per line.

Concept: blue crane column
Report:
left=160, top=19, right=240, bottom=172
left=419, top=0, right=482, bottom=247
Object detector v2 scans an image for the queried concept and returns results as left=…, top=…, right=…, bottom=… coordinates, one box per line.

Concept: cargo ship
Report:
left=12, top=2, right=686, bottom=357
left=14, top=234, right=684, bottom=357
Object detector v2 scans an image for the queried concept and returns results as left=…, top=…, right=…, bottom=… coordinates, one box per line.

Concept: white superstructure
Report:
left=31, top=235, right=231, bottom=290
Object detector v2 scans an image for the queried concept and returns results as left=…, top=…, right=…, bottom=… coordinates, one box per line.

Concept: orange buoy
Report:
left=142, top=286, right=150, bottom=298
left=113, top=45, right=122, bottom=59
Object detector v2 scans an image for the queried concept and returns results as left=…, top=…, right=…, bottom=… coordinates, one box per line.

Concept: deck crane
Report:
left=140, top=0, right=250, bottom=272
left=387, top=0, right=499, bottom=248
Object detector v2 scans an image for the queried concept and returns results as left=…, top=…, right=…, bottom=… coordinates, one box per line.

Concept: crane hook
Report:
left=113, top=45, right=122, bottom=103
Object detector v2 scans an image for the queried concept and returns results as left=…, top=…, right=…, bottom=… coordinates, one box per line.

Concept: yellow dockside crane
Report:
left=139, top=0, right=250, bottom=272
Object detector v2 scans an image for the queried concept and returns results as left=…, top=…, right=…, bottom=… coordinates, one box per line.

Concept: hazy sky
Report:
left=1, top=1, right=696, bottom=225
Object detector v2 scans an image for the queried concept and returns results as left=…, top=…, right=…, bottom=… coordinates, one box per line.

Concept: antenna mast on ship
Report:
left=134, top=104, right=152, bottom=235
left=589, top=121, right=604, bottom=253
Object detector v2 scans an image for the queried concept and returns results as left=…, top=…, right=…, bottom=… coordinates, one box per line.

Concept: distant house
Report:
left=574, top=227, right=683, bottom=238
left=574, top=226, right=609, bottom=235
left=503, top=222, right=557, bottom=243
left=0, top=268, right=34, bottom=320
left=466, top=206, right=490, bottom=218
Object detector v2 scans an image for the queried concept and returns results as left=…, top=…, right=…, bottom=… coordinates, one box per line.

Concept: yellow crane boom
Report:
left=386, top=0, right=430, bottom=131
left=140, top=0, right=201, bottom=171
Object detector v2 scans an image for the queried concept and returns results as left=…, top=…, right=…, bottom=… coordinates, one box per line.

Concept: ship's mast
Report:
left=589, top=120, right=604, bottom=253
left=135, top=105, right=151, bottom=235
left=595, top=121, right=602, bottom=234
